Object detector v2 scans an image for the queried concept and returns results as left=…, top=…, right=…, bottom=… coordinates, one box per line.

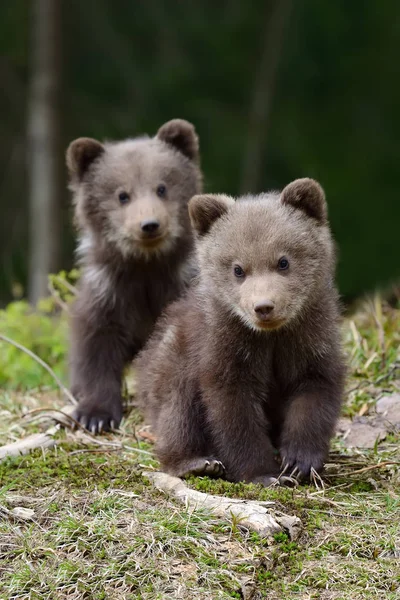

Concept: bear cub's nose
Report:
left=254, top=299, right=275, bottom=320
left=141, top=219, right=160, bottom=234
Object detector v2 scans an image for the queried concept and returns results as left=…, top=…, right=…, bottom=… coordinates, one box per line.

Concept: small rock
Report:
left=342, top=420, right=387, bottom=449
left=376, top=394, right=400, bottom=428
left=11, top=507, right=35, bottom=520
left=336, top=417, right=352, bottom=434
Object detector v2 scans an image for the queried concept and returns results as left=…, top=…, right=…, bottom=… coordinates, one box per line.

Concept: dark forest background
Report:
left=1, top=0, right=399, bottom=306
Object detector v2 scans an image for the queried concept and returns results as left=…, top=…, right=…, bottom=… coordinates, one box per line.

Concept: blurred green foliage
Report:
left=0, top=270, right=78, bottom=389
left=1, top=0, right=400, bottom=302
left=0, top=300, right=67, bottom=390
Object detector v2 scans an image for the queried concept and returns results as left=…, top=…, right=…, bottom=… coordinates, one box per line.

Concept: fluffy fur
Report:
left=67, top=119, right=202, bottom=433
left=135, top=178, right=346, bottom=486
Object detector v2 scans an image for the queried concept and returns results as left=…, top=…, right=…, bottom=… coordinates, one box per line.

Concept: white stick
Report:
left=143, top=471, right=301, bottom=539
left=0, top=425, right=59, bottom=460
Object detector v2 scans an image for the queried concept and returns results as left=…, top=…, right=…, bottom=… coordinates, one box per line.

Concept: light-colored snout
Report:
left=250, top=294, right=285, bottom=329
left=140, top=218, right=161, bottom=235
left=125, top=197, right=170, bottom=243
left=238, top=276, right=287, bottom=330
left=253, top=298, right=275, bottom=321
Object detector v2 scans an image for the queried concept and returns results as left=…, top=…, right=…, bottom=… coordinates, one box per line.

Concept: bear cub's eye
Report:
left=119, top=192, right=130, bottom=205
left=278, top=257, right=289, bottom=270
left=157, top=184, right=167, bottom=198
left=234, top=265, right=245, bottom=278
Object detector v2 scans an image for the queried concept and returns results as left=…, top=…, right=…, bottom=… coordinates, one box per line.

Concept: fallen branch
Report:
left=0, top=334, right=77, bottom=406
left=0, top=424, right=60, bottom=461
left=143, top=471, right=301, bottom=539
left=22, top=405, right=78, bottom=428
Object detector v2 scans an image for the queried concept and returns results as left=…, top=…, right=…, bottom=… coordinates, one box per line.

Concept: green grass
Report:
left=0, top=294, right=399, bottom=599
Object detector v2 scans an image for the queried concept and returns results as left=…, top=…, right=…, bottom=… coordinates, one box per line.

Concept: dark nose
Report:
left=141, top=219, right=160, bottom=234
left=254, top=299, right=275, bottom=319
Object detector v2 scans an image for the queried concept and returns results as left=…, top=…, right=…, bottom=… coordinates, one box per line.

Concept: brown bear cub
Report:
left=66, top=119, right=202, bottom=433
left=135, top=178, right=345, bottom=485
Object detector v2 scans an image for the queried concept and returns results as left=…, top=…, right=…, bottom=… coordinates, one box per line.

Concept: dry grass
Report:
left=0, top=295, right=399, bottom=599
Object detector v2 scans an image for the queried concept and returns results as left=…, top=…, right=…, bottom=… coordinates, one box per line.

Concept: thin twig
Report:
left=0, top=334, right=77, bottom=406
left=48, top=279, right=70, bottom=313
left=308, top=482, right=353, bottom=495
left=372, top=293, right=386, bottom=359
left=69, top=448, right=121, bottom=455
left=304, top=508, right=364, bottom=519
left=21, top=406, right=81, bottom=428
left=77, top=430, right=154, bottom=456
left=304, top=494, right=347, bottom=508
left=339, top=461, right=400, bottom=477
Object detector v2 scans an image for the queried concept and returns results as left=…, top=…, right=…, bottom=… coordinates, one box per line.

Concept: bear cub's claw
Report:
left=280, top=449, right=325, bottom=482
left=251, top=474, right=299, bottom=488
left=72, top=404, right=122, bottom=435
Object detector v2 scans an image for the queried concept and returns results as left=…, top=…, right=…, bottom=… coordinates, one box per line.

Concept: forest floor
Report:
left=0, top=296, right=399, bottom=599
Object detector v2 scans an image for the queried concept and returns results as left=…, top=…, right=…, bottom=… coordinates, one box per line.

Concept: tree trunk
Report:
left=27, top=0, right=62, bottom=305
left=240, top=0, right=292, bottom=195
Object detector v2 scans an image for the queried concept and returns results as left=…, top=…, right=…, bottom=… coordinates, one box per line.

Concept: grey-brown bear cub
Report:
left=66, top=119, right=202, bottom=434
left=135, top=178, right=345, bottom=485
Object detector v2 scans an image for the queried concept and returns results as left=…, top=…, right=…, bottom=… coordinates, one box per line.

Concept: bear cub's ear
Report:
left=281, top=178, right=327, bottom=223
left=189, top=194, right=234, bottom=236
left=66, top=137, right=104, bottom=181
left=157, top=119, right=199, bottom=162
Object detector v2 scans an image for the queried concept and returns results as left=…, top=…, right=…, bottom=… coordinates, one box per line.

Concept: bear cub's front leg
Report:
left=279, top=385, right=343, bottom=481
left=69, top=318, right=130, bottom=433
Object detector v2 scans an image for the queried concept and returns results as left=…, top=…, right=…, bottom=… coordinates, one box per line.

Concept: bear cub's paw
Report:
left=72, top=399, right=123, bottom=435
left=174, top=458, right=226, bottom=479
left=279, top=446, right=326, bottom=482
